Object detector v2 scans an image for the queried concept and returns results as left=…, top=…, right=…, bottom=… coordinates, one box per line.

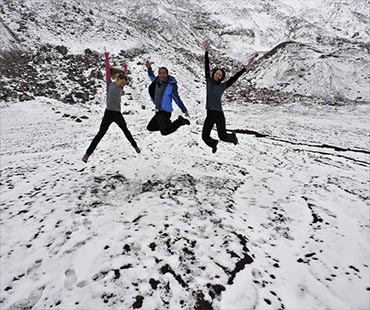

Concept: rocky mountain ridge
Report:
left=0, top=0, right=369, bottom=105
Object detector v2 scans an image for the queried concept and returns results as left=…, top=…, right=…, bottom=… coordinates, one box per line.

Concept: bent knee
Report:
left=219, top=137, right=229, bottom=142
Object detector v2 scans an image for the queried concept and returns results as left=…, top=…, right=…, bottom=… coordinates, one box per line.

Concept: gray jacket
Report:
left=106, top=81, right=123, bottom=112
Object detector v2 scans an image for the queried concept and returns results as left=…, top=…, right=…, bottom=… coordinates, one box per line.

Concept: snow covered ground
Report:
left=1, top=0, right=369, bottom=309
left=1, top=97, right=369, bottom=309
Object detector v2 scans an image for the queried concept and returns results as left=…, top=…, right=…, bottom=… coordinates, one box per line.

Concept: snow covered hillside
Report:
left=1, top=97, right=369, bottom=309
left=0, top=0, right=369, bottom=103
left=1, top=0, right=369, bottom=309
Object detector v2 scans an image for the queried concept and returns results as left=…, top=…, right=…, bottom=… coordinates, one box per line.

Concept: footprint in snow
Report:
left=83, top=218, right=92, bottom=230
left=64, top=269, right=77, bottom=290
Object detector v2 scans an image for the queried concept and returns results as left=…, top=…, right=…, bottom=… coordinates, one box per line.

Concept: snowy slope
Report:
left=1, top=98, right=369, bottom=309
left=0, top=0, right=370, bottom=309
left=0, top=0, right=369, bottom=102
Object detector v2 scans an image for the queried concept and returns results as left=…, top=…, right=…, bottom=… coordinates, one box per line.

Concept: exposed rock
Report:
left=56, top=45, right=68, bottom=56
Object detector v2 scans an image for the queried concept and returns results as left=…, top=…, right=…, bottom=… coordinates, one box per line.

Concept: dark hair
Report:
left=158, top=67, right=169, bottom=75
left=118, top=73, right=128, bottom=81
left=211, top=68, right=226, bottom=81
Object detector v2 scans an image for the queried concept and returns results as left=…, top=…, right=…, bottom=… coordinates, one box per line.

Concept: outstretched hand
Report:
left=202, top=39, right=210, bottom=51
left=145, top=59, right=153, bottom=69
left=184, top=112, right=190, bottom=118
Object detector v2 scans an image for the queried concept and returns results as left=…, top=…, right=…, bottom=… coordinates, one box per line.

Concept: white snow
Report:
left=1, top=96, right=369, bottom=309
left=1, top=0, right=369, bottom=309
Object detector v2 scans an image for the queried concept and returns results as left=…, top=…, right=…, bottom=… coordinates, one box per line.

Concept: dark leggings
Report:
left=86, top=109, right=137, bottom=155
left=202, top=110, right=234, bottom=148
left=147, top=111, right=182, bottom=136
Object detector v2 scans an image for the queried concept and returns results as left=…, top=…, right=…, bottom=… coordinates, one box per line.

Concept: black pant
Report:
left=202, top=110, right=234, bottom=148
left=147, top=111, right=182, bottom=136
left=86, top=109, right=137, bottom=155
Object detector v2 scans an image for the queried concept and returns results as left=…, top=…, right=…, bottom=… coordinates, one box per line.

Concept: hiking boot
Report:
left=232, top=132, right=238, bottom=145
left=178, top=115, right=190, bottom=125
left=212, top=141, right=218, bottom=153
left=82, top=153, right=90, bottom=163
left=134, top=146, right=141, bottom=154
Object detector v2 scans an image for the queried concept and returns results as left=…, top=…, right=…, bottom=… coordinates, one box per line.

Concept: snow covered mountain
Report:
left=1, top=1, right=369, bottom=309
left=1, top=0, right=369, bottom=103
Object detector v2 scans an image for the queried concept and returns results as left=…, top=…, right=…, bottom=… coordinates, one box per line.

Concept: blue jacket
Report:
left=148, top=67, right=187, bottom=113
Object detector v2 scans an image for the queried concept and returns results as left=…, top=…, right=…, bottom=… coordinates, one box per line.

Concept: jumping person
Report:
left=145, top=60, right=190, bottom=136
left=202, top=39, right=256, bottom=153
left=82, top=52, right=140, bottom=163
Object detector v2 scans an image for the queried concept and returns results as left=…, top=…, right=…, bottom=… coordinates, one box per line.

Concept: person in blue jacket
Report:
left=201, top=39, right=257, bottom=153
left=145, top=60, right=190, bottom=135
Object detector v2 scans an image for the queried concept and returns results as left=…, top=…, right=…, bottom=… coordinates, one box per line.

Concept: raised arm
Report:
left=104, top=51, right=111, bottom=86
left=203, top=40, right=210, bottom=79
left=145, top=59, right=156, bottom=82
left=225, top=55, right=257, bottom=88
left=123, top=63, right=128, bottom=75
left=225, top=68, right=246, bottom=88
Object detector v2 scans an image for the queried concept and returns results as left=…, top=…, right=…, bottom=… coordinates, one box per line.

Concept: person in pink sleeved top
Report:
left=82, top=52, right=140, bottom=163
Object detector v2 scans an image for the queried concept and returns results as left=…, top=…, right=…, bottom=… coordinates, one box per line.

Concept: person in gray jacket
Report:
left=202, top=39, right=256, bottom=153
left=82, top=73, right=140, bottom=163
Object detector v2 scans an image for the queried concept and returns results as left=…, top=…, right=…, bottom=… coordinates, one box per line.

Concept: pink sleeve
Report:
left=104, top=51, right=111, bottom=86
left=123, top=63, right=128, bottom=75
